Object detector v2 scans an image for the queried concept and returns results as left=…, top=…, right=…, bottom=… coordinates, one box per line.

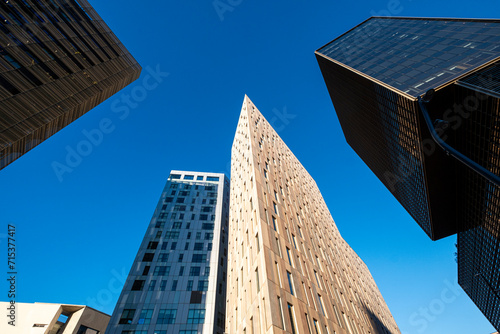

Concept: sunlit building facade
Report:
left=316, top=17, right=500, bottom=330
left=0, top=0, right=141, bottom=169
left=226, top=95, right=400, bottom=334
left=106, top=171, right=230, bottom=334
left=0, top=302, right=110, bottom=334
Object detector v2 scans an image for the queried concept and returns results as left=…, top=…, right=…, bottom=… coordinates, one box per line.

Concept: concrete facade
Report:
left=106, top=171, right=230, bottom=334
left=226, top=95, right=400, bottom=334
left=0, top=302, right=110, bottom=334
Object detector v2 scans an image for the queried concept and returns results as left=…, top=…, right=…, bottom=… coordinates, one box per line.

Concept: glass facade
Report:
left=106, top=171, right=230, bottom=334
left=318, top=17, right=500, bottom=97
left=316, top=17, right=500, bottom=330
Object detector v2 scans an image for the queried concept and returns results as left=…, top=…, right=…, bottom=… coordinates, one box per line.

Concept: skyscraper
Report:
left=106, top=171, right=230, bottom=334
left=315, top=17, right=500, bottom=330
left=226, top=95, right=400, bottom=334
left=0, top=0, right=141, bottom=169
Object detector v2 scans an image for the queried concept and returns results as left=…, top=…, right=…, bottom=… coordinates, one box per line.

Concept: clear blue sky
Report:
left=1, top=1, right=498, bottom=333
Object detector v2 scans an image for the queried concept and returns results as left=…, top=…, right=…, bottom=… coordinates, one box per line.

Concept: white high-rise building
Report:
left=106, top=171, right=230, bottom=334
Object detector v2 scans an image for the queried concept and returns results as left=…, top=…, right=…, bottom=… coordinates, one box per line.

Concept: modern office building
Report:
left=106, top=171, right=230, bottom=334
left=0, top=302, right=110, bottom=334
left=226, top=95, right=400, bottom=334
left=315, top=17, right=500, bottom=330
left=0, top=0, right=141, bottom=169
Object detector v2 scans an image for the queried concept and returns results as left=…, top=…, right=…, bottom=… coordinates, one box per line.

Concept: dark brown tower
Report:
left=0, top=0, right=141, bottom=169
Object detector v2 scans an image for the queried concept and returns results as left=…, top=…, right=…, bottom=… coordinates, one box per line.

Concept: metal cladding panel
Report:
left=0, top=0, right=142, bottom=169
left=315, top=54, right=448, bottom=238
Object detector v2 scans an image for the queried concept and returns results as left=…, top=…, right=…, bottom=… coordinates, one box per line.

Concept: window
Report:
left=192, top=254, right=207, bottom=262
left=255, top=268, right=260, bottom=293
left=119, top=309, right=135, bottom=324
left=205, top=232, right=213, bottom=240
left=196, top=232, right=201, bottom=239
left=155, top=221, right=165, bottom=228
left=197, top=176, right=204, bottom=180
left=202, top=206, right=213, bottom=212
left=171, top=280, right=178, bottom=291
left=207, top=176, right=219, bottom=181
left=153, top=266, right=170, bottom=276
left=256, top=233, right=260, bottom=252
left=138, top=309, right=153, bottom=324
left=142, top=266, right=150, bottom=275
left=179, top=266, right=185, bottom=276
left=142, top=253, right=154, bottom=262
left=194, top=243, right=203, bottom=250
left=287, top=271, right=295, bottom=295
left=131, top=280, right=145, bottom=291
left=318, top=294, right=326, bottom=316
left=172, top=222, right=182, bottom=229
left=288, top=304, right=297, bottom=334
left=187, top=280, right=194, bottom=291
left=148, top=280, right=156, bottom=291
left=190, top=266, right=201, bottom=276
left=313, top=318, right=321, bottom=334
left=204, top=266, right=210, bottom=276
left=276, top=262, right=282, bottom=287
left=333, top=305, right=342, bottom=327
left=277, top=296, right=285, bottom=329
left=160, top=280, right=168, bottom=291
left=170, top=242, right=177, bottom=250
left=165, top=231, right=180, bottom=239
left=187, top=232, right=192, bottom=239
left=276, top=237, right=282, bottom=257
left=176, top=197, right=185, bottom=203
left=292, top=234, right=297, bottom=249
left=207, top=243, right=213, bottom=251
left=197, top=280, right=209, bottom=291
left=314, top=271, right=321, bottom=289
left=170, top=174, right=181, bottom=179
left=286, top=247, right=293, bottom=267
left=202, top=223, right=214, bottom=230
left=200, top=214, right=208, bottom=221
left=164, top=197, right=173, bottom=203
left=161, top=242, right=168, bottom=250
left=180, top=331, right=198, bottom=334
left=273, top=202, right=279, bottom=215
left=184, top=175, right=194, bottom=180
left=306, top=313, right=313, bottom=334
left=157, top=309, right=176, bottom=324
left=147, top=241, right=158, bottom=249
left=185, top=242, right=189, bottom=250
left=272, top=216, right=278, bottom=232
left=187, top=309, right=205, bottom=324
left=178, top=254, right=184, bottom=262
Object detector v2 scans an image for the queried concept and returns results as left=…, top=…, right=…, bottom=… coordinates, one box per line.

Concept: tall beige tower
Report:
left=226, top=95, right=400, bottom=334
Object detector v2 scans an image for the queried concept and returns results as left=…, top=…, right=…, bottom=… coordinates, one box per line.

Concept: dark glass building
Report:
left=0, top=0, right=141, bottom=169
left=316, top=17, right=500, bottom=330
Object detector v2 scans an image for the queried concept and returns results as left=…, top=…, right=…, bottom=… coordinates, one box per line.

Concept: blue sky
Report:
left=1, top=0, right=498, bottom=333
